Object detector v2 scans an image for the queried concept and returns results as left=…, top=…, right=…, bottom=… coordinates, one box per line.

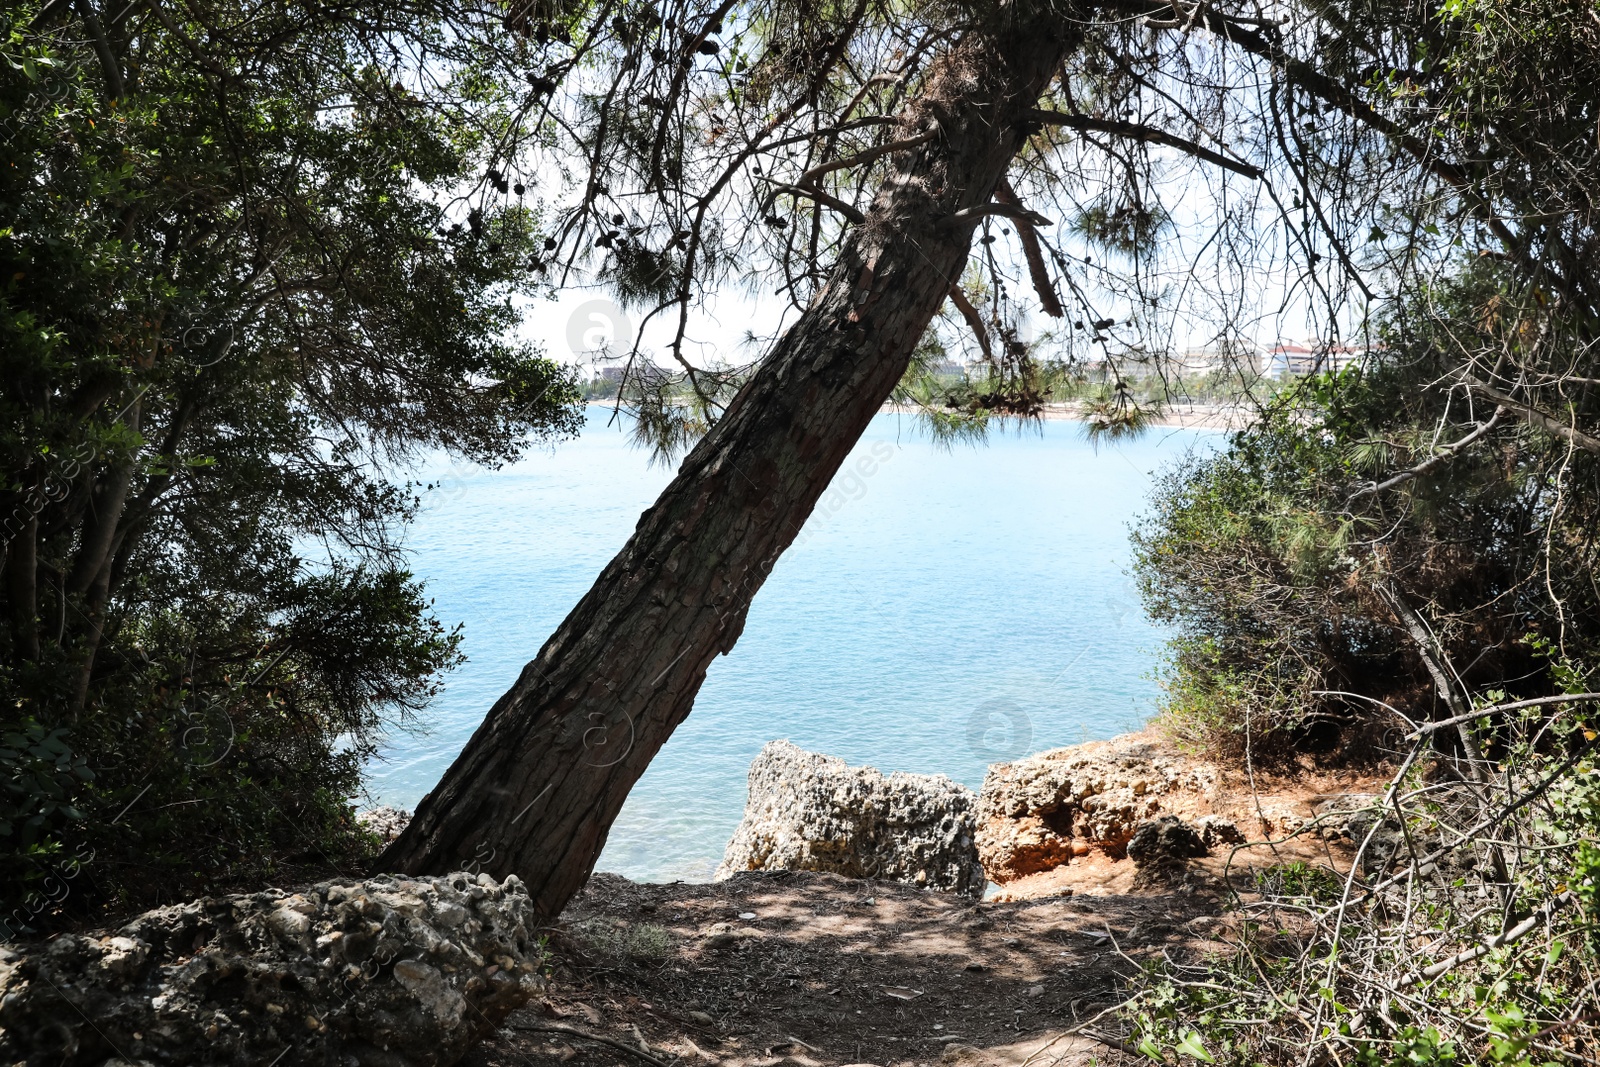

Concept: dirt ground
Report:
left=464, top=754, right=1387, bottom=1067
left=464, top=867, right=1260, bottom=1067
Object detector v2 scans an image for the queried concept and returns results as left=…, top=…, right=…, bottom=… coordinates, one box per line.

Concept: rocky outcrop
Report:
left=976, top=732, right=1218, bottom=883
left=358, top=805, right=414, bottom=846
left=1195, top=814, right=1245, bottom=849
left=1126, top=816, right=1211, bottom=889
left=715, top=741, right=986, bottom=895
left=1127, top=816, right=1208, bottom=867
left=0, top=872, right=546, bottom=1067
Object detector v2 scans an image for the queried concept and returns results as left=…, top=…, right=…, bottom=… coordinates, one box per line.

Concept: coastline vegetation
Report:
left=1, top=0, right=581, bottom=919
left=4, top=0, right=1600, bottom=1064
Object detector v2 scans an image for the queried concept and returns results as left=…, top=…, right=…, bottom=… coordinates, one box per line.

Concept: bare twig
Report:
left=508, top=1022, right=676, bottom=1067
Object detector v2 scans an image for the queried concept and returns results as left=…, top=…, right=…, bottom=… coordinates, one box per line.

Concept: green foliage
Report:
left=0, top=720, right=92, bottom=849
left=1253, top=861, right=1343, bottom=904
left=619, top=364, right=747, bottom=463
left=0, top=0, right=582, bottom=918
left=1070, top=193, right=1172, bottom=259
left=569, top=917, right=675, bottom=961
left=1131, top=264, right=1599, bottom=758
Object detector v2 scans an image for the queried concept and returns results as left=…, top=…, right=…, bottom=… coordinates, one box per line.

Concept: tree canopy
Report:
left=7, top=0, right=1600, bottom=1009
left=1, top=0, right=581, bottom=915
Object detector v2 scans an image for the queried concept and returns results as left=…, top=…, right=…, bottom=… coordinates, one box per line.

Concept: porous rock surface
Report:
left=715, top=740, right=986, bottom=895
left=0, top=872, right=545, bottom=1067
left=358, top=805, right=414, bottom=846
left=1126, top=816, right=1209, bottom=866
left=976, top=732, right=1219, bottom=883
left=1126, top=816, right=1211, bottom=889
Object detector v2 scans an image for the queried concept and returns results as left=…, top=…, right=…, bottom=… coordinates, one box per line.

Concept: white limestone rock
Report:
left=715, top=741, right=986, bottom=895
left=0, top=872, right=545, bottom=1067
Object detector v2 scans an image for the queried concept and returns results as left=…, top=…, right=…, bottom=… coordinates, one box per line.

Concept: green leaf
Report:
left=1175, top=1031, right=1215, bottom=1063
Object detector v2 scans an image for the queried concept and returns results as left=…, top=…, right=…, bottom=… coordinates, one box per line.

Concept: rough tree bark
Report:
left=380, top=6, right=1080, bottom=917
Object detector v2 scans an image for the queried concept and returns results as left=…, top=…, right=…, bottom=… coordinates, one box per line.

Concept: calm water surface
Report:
left=366, top=410, right=1216, bottom=882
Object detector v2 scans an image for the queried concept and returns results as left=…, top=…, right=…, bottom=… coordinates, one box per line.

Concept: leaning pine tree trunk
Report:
left=381, top=8, right=1078, bottom=917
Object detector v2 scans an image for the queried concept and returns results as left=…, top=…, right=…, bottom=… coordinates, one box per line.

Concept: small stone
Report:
left=737, top=912, right=756, bottom=920
left=97, top=936, right=149, bottom=979
left=1026, top=985, right=1044, bottom=997
left=1195, top=814, right=1245, bottom=848
left=687, top=1010, right=715, bottom=1026
left=267, top=906, right=312, bottom=940
left=1126, top=817, right=1208, bottom=866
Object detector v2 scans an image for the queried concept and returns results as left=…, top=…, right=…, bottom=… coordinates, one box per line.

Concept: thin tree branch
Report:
left=1409, top=692, right=1600, bottom=738
left=1346, top=407, right=1505, bottom=504
left=1025, top=108, right=1263, bottom=179
left=794, top=130, right=936, bottom=187
left=995, top=178, right=1064, bottom=318
left=760, top=180, right=866, bottom=224
left=947, top=285, right=993, bottom=362
left=1398, top=892, right=1575, bottom=988
left=507, top=1022, right=674, bottom=1067
left=73, top=0, right=126, bottom=99
left=938, top=202, right=1053, bottom=230
left=1461, top=375, right=1600, bottom=454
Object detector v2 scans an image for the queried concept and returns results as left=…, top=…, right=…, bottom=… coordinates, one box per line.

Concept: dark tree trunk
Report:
left=380, top=11, right=1079, bottom=917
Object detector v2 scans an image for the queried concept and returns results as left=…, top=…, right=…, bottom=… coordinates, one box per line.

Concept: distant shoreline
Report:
left=584, top=397, right=1250, bottom=431
left=879, top=400, right=1250, bottom=431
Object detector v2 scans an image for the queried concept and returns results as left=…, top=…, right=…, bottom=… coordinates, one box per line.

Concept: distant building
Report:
left=1153, top=340, right=1377, bottom=379
left=1265, top=341, right=1371, bottom=377
left=1174, top=346, right=1266, bottom=377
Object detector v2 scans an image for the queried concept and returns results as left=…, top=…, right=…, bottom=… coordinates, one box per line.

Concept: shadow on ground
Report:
left=465, top=871, right=1242, bottom=1067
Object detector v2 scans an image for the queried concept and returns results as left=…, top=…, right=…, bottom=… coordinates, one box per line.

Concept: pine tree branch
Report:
left=1025, top=108, right=1262, bottom=179
left=995, top=178, right=1064, bottom=318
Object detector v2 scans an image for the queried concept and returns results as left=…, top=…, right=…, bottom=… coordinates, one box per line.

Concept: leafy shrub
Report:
left=569, top=918, right=675, bottom=962
left=0, top=0, right=581, bottom=921
left=0, top=720, right=92, bottom=861
left=1131, top=267, right=1600, bottom=760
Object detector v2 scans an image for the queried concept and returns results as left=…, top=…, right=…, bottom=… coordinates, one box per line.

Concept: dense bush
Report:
left=0, top=0, right=581, bottom=923
left=1132, top=268, right=1600, bottom=761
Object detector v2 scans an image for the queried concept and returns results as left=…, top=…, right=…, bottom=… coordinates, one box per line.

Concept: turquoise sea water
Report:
left=366, top=409, right=1216, bottom=883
